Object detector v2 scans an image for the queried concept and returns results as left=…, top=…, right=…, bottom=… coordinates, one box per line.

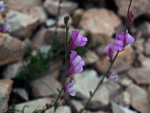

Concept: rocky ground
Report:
left=0, top=0, right=150, bottom=113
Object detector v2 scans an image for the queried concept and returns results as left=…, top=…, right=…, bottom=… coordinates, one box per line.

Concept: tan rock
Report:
left=74, top=70, right=109, bottom=105
left=30, top=74, right=62, bottom=98
left=127, top=84, right=150, bottom=113
left=71, top=100, right=83, bottom=112
left=112, top=91, right=131, bottom=107
left=6, top=10, right=39, bottom=38
left=79, top=8, right=121, bottom=45
left=82, top=50, right=99, bottom=65
left=144, top=39, right=150, bottom=55
left=5, top=0, right=42, bottom=12
left=44, top=26, right=75, bottom=44
left=15, top=98, right=71, bottom=113
left=28, top=6, right=47, bottom=24
left=13, top=88, right=29, bottom=101
left=32, top=28, right=47, bottom=49
left=0, top=79, right=13, bottom=112
left=138, top=54, right=150, bottom=68
left=119, top=77, right=133, bottom=87
left=74, top=70, right=120, bottom=106
left=138, top=22, right=150, bottom=39
left=95, top=46, right=135, bottom=73
left=44, top=0, right=78, bottom=16
left=128, top=67, right=150, bottom=85
left=114, top=0, right=150, bottom=17
left=86, top=111, right=110, bottom=113
left=111, top=102, right=137, bottom=113
left=133, top=39, right=144, bottom=54
left=0, top=33, right=25, bottom=65
left=73, top=8, right=84, bottom=27
left=3, top=62, right=23, bottom=78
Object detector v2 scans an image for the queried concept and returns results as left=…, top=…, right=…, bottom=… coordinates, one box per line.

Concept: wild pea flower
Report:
left=0, top=21, right=11, bottom=32
left=107, top=72, right=118, bottom=82
left=0, top=1, right=5, bottom=12
left=67, top=51, right=85, bottom=76
left=65, top=30, right=87, bottom=96
left=64, top=80, right=78, bottom=96
left=113, top=30, right=134, bottom=51
left=105, top=44, right=115, bottom=61
left=69, top=30, right=88, bottom=50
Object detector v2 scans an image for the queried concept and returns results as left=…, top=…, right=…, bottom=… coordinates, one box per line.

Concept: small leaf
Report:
left=57, top=88, right=61, bottom=93
left=64, top=16, right=69, bottom=25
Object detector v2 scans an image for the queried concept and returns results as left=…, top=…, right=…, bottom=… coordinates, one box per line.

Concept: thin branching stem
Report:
left=80, top=0, right=133, bottom=112
left=43, top=17, right=69, bottom=112
left=79, top=51, right=119, bottom=113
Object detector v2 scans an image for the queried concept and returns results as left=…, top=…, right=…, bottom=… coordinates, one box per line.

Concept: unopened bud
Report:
left=127, top=11, right=135, bottom=26
left=128, top=11, right=135, bottom=19
left=64, top=16, right=69, bottom=25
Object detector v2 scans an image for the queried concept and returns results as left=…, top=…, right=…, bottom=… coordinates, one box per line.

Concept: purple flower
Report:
left=64, top=81, right=77, bottom=96
left=105, top=44, right=115, bottom=61
left=67, top=64, right=84, bottom=76
left=0, top=21, right=11, bottom=32
left=113, top=34, right=124, bottom=51
left=69, top=30, right=88, bottom=50
left=123, top=30, right=134, bottom=47
left=67, top=51, right=85, bottom=76
left=0, top=1, right=5, bottom=12
left=107, top=72, right=118, bottom=82
left=113, top=30, right=134, bottom=51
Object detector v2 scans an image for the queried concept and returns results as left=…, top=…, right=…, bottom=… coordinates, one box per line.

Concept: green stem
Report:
left=80, top=51, right=119, bottom=113
left=44, top=16, right=69, bottom=112
left=80, top=1, right=133, bottom=112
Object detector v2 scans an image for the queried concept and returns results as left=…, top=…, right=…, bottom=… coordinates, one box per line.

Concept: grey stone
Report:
left=44, top=0, right=78, bottom=16
left=111, top=102, right=137, bottom=113
left=127, top=84, right=150, bottom=113
left=128, top=67, right=150, bottom=84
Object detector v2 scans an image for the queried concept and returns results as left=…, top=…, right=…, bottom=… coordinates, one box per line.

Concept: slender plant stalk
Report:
left=80, top=0, right=133, bottom=113
left=54, top=0, right=61, bottom=35
left=79, top=51, right=119, bottom=113
left=43, top=16, right=70, bottom=112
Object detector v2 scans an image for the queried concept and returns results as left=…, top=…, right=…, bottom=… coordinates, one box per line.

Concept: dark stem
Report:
left=43, top=17, right=69, bottom=112
left=80, top=0, right=133, bottom=112
left=124, top=0, right=133, bottom=33
left=79, top=51, right=119, bottom=113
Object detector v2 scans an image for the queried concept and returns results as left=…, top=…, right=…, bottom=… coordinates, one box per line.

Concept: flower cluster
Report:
left=65, top=30, right=88, bottom=96
left=105, top=12, right=135, bottom=82
left=105, top=30, right=134, bottom=61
